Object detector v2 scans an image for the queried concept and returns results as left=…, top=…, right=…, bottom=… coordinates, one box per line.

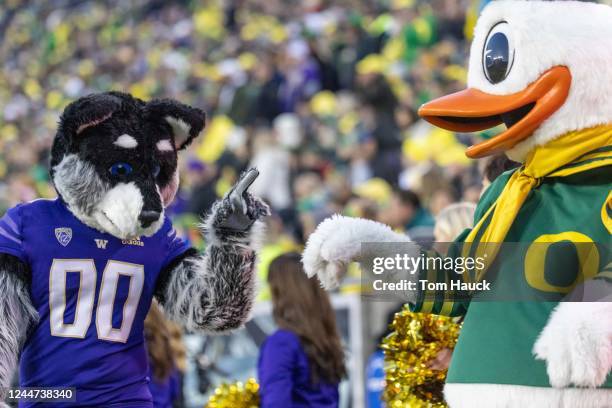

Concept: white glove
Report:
left=533, top=302, right=612, bottom=388
left=302, top=215, right=411, bottom=289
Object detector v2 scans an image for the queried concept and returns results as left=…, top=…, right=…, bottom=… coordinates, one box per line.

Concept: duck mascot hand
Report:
left=303, top=1, right=612, bottom=407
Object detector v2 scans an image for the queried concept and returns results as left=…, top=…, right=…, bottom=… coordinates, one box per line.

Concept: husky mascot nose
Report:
left=139, top=210, right=161, bottom=228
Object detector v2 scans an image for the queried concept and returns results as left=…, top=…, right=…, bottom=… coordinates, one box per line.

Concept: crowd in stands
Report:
left=1, top=0, right=509, bottom=276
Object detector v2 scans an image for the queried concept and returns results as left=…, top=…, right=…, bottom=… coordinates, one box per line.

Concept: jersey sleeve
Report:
left=0, top=205, right=27, bottom=262
left=409, top=237, right=472, bottom=317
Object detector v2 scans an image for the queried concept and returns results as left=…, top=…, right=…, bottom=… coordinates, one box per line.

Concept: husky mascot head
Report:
left=50, top=91, right=206, bottom=239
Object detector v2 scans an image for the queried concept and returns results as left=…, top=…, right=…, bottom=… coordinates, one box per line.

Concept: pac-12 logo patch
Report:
left=55, top=227, right=72, bottom=247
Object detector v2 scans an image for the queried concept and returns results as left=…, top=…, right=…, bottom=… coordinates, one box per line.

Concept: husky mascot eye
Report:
left=109, top=162, right=133, bottom=177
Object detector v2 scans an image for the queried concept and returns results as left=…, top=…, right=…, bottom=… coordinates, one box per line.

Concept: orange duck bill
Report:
left=417, top=66, right=572, bottom=158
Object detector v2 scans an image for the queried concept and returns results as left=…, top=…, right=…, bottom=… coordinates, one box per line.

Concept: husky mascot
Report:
left=0, top=91, right=269, bottom=407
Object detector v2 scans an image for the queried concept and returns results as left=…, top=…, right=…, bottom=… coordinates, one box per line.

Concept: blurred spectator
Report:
left=482, top=154, right=520, bottom=191
left=433, top=202, right=476, bottom=243
left=380, top=189, right=434, bottom=243
left=249, top=126, right=292, bottom=212
left=0, top=0, right=490, bottom=278
left=365, top=309, right=400, bottom=408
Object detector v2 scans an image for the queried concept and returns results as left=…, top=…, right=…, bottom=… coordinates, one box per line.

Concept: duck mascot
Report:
left=302, top=1, right=612, bottom=407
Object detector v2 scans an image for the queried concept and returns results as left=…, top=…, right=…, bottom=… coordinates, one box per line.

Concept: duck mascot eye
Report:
left=482, top=21, right=515, bottom=84
left=302, top=1, right=612, bottom=406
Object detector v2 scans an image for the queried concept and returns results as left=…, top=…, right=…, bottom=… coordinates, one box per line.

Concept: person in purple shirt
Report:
left=144, top=302, right=182, bottom=408
left=258, top=253, right=345, bottom=408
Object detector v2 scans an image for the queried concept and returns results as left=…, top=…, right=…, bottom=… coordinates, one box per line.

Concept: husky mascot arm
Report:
left=0, top=92, right=268, bottom=405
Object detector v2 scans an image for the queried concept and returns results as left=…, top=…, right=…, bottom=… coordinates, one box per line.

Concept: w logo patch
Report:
left=95, top=239, right=108, bottom=249
left=55, top=228, right=72, bottom=247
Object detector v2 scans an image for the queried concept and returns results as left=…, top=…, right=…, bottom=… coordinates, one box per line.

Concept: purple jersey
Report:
left=0, top=198, right=190, bottom=407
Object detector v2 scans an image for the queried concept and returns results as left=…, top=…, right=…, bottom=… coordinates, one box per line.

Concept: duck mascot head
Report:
left=419, top=0, right=612, bottom=162
left=302, top=1, right=612, bottom=407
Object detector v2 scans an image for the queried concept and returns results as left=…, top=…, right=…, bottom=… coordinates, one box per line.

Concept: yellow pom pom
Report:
left=77, top=60, right=96, bottom=78
left=129, top=82, right=150, bottom=101
left=382, top=307, right=461, bottom=407
left=206, top=378, right=260, bottom=408
left=194, top=7, right=225, bottom=40
left=338, top=112, right=358, bottom=135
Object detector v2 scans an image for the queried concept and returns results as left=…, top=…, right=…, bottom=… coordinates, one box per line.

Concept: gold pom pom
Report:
left=382, top=306, right=461, bottom=407
left=206, top=378, right=260, bottom=408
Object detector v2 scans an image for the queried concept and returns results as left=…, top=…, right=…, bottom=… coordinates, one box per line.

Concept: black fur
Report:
left=154, top=247, right=198, bottom=303
left=145, top=99, right=206, bottom=150
left=50, top=91, right=206, bottom=219
left=0, top=254, right=32, bottom=286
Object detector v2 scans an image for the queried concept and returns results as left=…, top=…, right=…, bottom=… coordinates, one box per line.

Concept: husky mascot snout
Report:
left=0, top=91, right=269, bottom=407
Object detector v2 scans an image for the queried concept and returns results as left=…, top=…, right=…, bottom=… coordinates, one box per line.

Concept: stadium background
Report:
left=2, top=0, right=609, bottom=407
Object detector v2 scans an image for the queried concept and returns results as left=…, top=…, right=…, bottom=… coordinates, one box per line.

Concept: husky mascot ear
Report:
left=144, top=99, right=206, bottom=150
left=58, top=92, right=124, bottom=138
left=50, top=92, right=126, bottom=171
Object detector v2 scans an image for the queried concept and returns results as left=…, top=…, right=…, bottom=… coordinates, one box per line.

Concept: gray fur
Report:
left=160, top=197, right=267, bottom=333
left=0, top=271, right=38, bottom=401
left=52, top=154, right=108, bottom=218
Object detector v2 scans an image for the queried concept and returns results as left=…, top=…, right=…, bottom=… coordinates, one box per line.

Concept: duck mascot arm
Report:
left=303, top=1, right=612, bottom=406
left=302, top=215, right=413, bottom=290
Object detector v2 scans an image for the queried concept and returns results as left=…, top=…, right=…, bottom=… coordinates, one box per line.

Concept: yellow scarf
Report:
left=463, top=125, right=612, bottom=280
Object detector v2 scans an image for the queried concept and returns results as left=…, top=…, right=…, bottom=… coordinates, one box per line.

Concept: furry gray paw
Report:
left=213, top=169, right=270, bottom=234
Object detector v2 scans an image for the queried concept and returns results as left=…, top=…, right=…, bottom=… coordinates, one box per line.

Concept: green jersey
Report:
left=412, top=165, right=612, bottom=388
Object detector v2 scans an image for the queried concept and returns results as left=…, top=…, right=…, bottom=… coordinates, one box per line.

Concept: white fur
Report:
left=113, top=134, right=138, bottom=149
left=53, top=154, right=108, bottom=220
left=165, top=116, right=191, bottom=142
left=533, top=302, right=612, bottom=388
left=156, top=139, right=173, bottom=152
left=94, top=182, right=163, bottom=239
left=0, top=271, right=38, bottom=402
left=468, top=1, right=612, bottom=161
left=53, top=155, right=165, bottom=239
left=444, top=383, right=612, bottom=408
left=301, top=215, right=412, bottom=289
